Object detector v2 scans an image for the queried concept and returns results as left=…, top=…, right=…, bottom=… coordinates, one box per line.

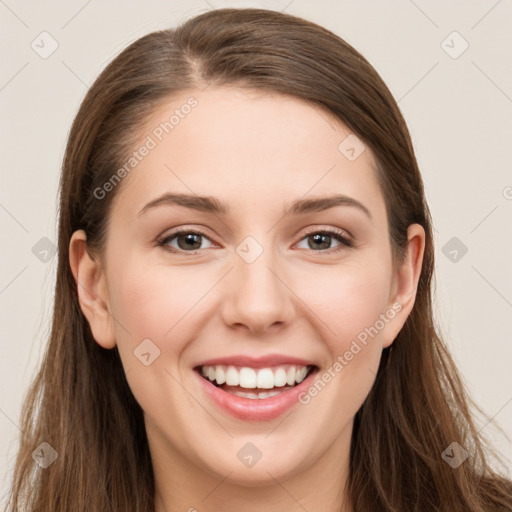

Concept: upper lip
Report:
left=195, top=354, right=316, bottom=369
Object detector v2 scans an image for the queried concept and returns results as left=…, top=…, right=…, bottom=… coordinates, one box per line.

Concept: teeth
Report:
left=286, top=366, right=296, bottom=386
left=225, top=366, right=240, bottom=386
left=239, top=367, right=257, bottom=388
left=199, top=364, right=312, bottom=389
left=231, top=389, right=283, bottom=399
left=256, top=368, right=274, bottom=389
left=215, top=366, right=226, bottom=385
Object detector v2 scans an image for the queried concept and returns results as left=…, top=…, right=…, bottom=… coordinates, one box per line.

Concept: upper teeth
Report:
left=200, top=365, right=310, bottom=389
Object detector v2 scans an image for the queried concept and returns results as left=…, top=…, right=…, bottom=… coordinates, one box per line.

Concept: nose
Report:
left=220, top=243, right=296, bottom=335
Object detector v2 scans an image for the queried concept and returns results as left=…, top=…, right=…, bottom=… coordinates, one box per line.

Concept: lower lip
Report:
left=195, top=368, right=318, bottom=421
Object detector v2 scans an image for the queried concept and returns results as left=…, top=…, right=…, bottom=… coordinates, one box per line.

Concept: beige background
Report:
left=1, top=0, right=511, bottom=503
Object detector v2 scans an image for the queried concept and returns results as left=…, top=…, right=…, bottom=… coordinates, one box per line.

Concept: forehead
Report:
left=110, top=86, right=386, bottom=223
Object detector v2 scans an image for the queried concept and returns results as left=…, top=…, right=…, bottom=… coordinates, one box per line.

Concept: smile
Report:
left=194, top=357, right=319, bottom=421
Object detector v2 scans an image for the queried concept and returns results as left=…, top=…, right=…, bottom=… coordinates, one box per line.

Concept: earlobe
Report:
left=382, top=223, right=426, bottom=348
left=69, top=230, right=117, bottom=349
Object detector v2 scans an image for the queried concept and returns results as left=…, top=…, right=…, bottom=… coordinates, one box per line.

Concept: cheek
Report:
left=106, top=257, right=208, bottom=366
left=295, top=265, right=392, bottom=423
left=109, top=249, right=393, bottom=354
left=290, top=264, right=392, bottom=440
left=307, top=261, right=392, bottom=353
left=106, top=260, right=205, bottom=422
left=111, top=247, right=209, bottom=319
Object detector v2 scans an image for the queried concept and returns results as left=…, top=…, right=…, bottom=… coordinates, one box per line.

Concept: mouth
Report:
left=194, top=363, right=319, bottom=421
left=196, top=363, right=316, bottom=398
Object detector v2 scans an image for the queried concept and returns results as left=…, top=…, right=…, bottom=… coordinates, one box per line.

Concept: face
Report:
left=71, top=86, right=424, bottom=492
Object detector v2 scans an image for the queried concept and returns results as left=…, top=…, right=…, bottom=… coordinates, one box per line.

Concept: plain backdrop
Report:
left=1, top=0, right=511, bottom=504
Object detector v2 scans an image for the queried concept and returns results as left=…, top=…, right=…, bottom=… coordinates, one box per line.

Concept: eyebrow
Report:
left=138, top=192, right=372, bottom=220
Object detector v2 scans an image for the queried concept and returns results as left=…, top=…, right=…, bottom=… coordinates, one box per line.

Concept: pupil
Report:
left=311, top=233, right=330, bottom=250
left=176, top=233, right=331, bottom=251
left=179, top=233, right=201, bottom=250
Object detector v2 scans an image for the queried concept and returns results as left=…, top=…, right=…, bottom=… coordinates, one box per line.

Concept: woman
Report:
left=6, top=7, right=512, bottom=511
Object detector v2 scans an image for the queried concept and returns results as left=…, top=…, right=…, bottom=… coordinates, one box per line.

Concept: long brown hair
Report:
left=6, top=8, right=512, bottom=511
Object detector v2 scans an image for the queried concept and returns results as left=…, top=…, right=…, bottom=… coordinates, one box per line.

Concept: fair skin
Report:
left=69, top=86, right=425, bottom=512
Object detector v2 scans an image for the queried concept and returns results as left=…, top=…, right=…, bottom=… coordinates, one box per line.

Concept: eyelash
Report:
left=157, top=227, right=353, bottom=255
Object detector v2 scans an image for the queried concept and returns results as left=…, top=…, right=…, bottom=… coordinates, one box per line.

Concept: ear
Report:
left=382, top=223, right=426, bottom=348
left=69, top=230, right=116, bottom=349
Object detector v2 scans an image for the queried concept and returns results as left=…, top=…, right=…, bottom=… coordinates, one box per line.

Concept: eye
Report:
left=158, top=227, right=353, bottom=255
left=296, top=228, right=353, bottom=253
left=158, top=229, right=215, bottom=253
